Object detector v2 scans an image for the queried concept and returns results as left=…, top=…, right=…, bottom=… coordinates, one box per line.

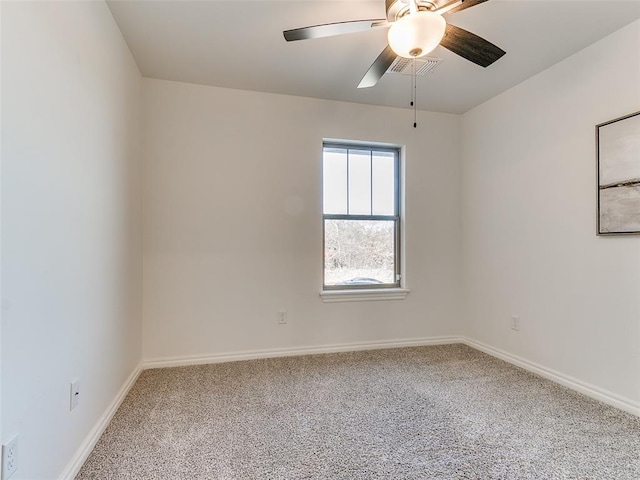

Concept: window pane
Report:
left=324, top=219, right=395, bottom=286
left=323, top=148, right=347, bottom=214
left=348, top=150, right=371, bottom=215
left=372, top=151, right=396, bottom=215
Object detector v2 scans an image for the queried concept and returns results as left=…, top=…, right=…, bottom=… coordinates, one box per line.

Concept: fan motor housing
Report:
left=385, top=0, right=438, bottom=21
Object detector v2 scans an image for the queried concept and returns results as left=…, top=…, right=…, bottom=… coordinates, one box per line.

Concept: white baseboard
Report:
left=461, top=337, right=640, bottom=417
left=142, top=336, right=461, bottom=369
left=58, top=363, right=143, bottom=480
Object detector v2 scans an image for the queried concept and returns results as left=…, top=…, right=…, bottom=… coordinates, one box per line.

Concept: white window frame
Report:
left=320, top=141, right=409, bottom=303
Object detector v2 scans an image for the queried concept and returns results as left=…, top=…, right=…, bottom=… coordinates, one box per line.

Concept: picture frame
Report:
left=596, top=111, right=640, bottom=235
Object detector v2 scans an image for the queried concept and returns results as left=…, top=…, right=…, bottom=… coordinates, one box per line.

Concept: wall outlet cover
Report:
left=70, top=379, right=80, bottom=410
left=2, top=434, right=18, bottom=479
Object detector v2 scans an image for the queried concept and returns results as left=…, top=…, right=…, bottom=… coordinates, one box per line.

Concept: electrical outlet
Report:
left=278, top=310, right=287, bottom=324
left=70, top=379, right=80, bottom=410
left=511, top=315, right=520, bottom=331
left=2, top=434, right=18, bottom=479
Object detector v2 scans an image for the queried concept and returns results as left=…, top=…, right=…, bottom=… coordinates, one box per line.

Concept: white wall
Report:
left=142, top=79, right=462, bottom=360
left=462, top=20, right=640, bottom=405
left=1, top=2, right=142, bottom=478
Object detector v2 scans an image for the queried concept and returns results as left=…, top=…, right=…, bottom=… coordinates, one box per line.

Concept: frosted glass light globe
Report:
left=387, top=11, right=446, bottom=58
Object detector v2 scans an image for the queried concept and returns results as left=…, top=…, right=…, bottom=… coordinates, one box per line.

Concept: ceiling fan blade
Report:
left=446, top=0, right=489, bottom=14
left=440, top=24, right=505, bottom=67
left=358, top=45, right=397, bottom=89
left=283, top=19, right=386, bottom=42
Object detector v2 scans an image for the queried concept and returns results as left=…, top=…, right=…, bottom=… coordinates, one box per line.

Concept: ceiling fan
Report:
left=283, top=0, right=506, bottom=88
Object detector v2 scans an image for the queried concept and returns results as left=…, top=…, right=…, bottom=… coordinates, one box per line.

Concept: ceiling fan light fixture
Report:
left=387, top=11, right=446, bottom=58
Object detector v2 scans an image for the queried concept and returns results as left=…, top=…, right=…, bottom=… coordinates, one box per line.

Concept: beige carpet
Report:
left=77, top=344, right=640, bottom=479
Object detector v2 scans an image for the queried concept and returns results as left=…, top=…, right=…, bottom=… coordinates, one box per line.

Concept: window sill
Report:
left=320, top=288, right=410, bottom=303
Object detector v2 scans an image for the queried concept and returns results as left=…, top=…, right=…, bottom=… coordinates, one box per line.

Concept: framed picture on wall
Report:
left=596, top=111, right=640, bottom=235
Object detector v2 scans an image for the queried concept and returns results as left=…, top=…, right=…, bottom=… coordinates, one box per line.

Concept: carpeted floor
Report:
left=77, top=344, right=640, bottom=479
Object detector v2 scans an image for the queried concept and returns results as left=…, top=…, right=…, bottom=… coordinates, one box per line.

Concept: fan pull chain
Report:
left=410, top=60, right=415, bottom=112
left=413, top=57, right=417, bottom=128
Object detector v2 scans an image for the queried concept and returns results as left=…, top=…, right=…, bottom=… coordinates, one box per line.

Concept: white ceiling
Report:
left=107, top=0, right=640, bottom=114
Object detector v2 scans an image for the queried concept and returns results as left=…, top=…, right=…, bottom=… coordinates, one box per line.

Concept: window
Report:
left=322, top=142, right=403, bottom=295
